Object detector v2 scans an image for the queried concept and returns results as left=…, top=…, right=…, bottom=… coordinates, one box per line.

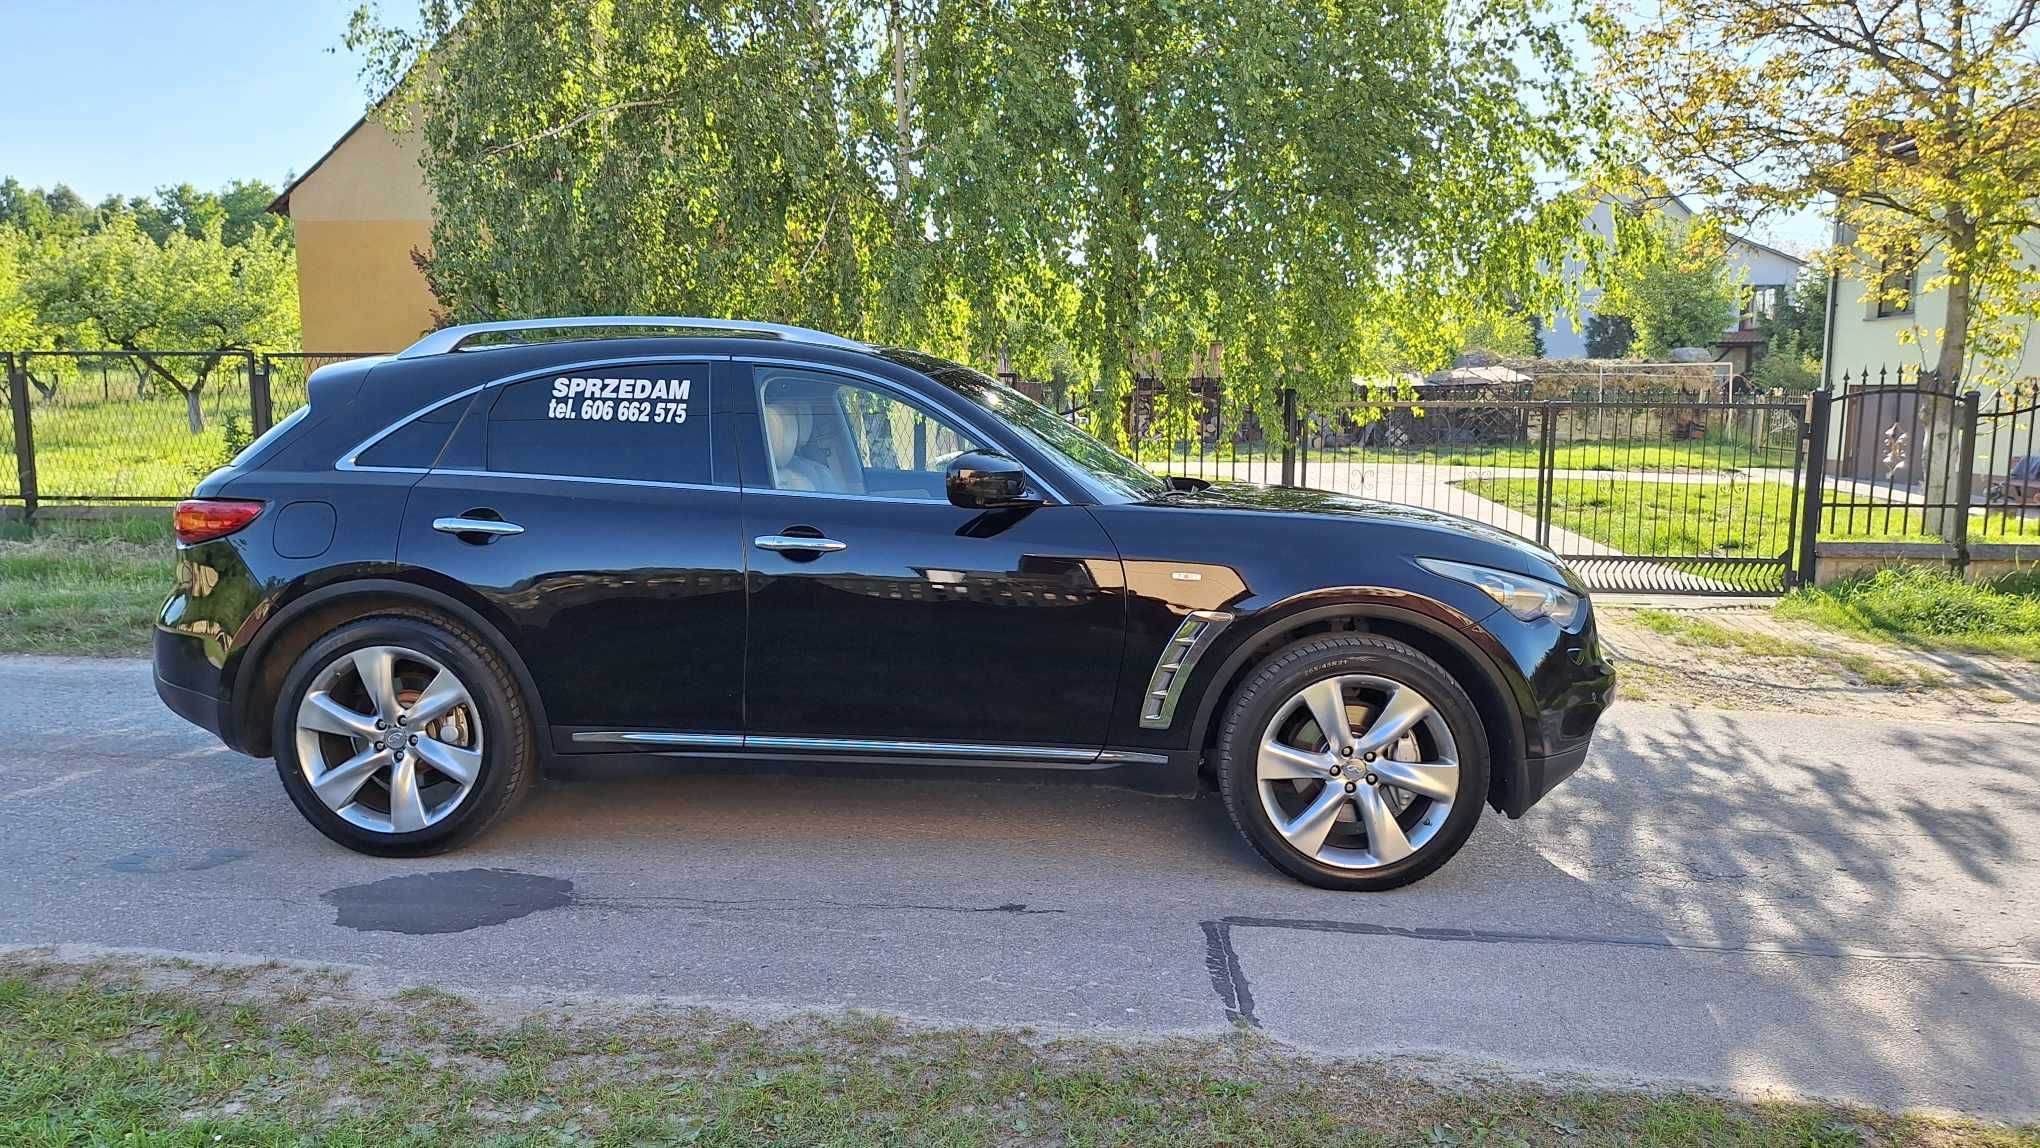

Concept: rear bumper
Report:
left=154, top=625, right=241, bottom=751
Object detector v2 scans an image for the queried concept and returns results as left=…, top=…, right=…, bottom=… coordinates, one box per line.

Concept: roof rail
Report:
left=394, top=316, right=868, bottom=359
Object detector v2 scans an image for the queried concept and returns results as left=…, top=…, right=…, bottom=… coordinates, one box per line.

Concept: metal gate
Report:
left=1127, top=389, right=1813, bottom=595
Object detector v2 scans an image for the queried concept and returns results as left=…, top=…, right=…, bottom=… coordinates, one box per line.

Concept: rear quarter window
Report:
left=231, top=405, right=310, bottom=467
left=485, top=365, right=711, bottom=484
left=355, top=397, right=470, bottom=469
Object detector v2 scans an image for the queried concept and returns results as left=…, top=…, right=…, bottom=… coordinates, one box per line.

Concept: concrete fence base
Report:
left=1813, top=540, right=2040, bottom=586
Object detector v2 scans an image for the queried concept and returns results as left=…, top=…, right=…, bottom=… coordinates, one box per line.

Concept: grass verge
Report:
left=3, top=956, right=2034, bottom=1148
left=1625, top=609, right=1942, bottom=687
left=0, top=515, right=170, bottom=656
left=1778, top=566, right=2040, bottom=663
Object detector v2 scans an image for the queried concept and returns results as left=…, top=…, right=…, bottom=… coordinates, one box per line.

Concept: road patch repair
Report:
left=322, top=867, right=576, bottom=934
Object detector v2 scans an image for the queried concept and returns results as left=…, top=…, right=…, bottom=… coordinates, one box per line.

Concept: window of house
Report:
left=484, top=364, right=712, bottom=484
left=753, top=368, right=979, bottom=500
left=1875, top=261, right=1915, bottom=318
left=1747, top=284, right=1785, bottom=327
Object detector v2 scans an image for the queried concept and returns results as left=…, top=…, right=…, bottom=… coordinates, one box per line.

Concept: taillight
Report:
left=174, top=499, right=265, bottom=545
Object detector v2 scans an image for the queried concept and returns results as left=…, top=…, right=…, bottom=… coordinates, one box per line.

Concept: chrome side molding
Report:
left=568, top=730, right=1167, bottom=766
left=1138, top=610, right=1234, bottom=729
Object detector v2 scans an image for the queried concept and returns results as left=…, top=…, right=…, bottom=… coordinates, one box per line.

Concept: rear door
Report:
left=734, top=361, right=1126, bottom=752
left=397, top=358, right=748, bottom=743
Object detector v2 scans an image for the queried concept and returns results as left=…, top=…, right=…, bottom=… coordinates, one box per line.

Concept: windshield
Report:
left=880, top=350, right=1168, bottom=501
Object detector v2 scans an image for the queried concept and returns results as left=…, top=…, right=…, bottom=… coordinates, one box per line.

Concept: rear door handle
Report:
left=754, top=534, right=847, bottom=553
left=433, top=516, right=525, bottom=538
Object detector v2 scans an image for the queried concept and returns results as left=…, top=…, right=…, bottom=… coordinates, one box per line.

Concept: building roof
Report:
left=1724, top=231, right=1809, bottom=267
left=267, top=114, right=371, bottom=216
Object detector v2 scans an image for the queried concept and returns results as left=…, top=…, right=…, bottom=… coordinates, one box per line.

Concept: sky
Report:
left=0, top=0, right=370, bottom=202
left=0, top=0, right=1829, bottom=255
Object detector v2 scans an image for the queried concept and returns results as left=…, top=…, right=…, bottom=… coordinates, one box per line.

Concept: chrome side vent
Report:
left=1138, top=610, right=1233, bottom=729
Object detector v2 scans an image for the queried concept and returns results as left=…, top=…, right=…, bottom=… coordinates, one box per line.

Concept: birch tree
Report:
left=353, top=0, right=1603, bottom=442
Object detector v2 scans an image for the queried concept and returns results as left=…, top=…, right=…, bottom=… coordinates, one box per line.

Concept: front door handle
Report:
left=754, top=534, right=847, bottom=553
left=434, top=516, right=525, bottom=539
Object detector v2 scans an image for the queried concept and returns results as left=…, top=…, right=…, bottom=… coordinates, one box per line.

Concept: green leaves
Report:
left=16, top=212, right=299, bottom=428
left=360, top=0, right=1602, bottom=421
left=1596, top=0, right=2040, bottom=385
left=1596, top=212, right=1745, bottom=357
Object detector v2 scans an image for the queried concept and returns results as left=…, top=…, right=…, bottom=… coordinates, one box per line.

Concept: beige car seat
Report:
left=762, top=401, right=845, bottom=492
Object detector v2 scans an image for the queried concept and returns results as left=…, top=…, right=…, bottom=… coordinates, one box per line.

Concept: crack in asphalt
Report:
left=1198, top=915, right=2040, bottom=1027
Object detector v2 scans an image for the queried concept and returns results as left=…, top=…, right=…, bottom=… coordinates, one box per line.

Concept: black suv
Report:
left=155, top=317, right=1614, bottom=890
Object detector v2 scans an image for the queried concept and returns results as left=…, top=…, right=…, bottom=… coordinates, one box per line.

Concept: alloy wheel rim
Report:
left=1255, top=673, right=1459, bottom=870
left=294, top=645, right=484, bottom=834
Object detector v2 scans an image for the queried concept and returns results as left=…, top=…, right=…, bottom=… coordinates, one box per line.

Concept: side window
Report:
left=485, top=364, right=711, bottom=484
left=754, top=368, right=978, bottom=500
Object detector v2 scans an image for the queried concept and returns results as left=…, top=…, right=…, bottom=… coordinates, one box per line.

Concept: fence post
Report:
left=1950, top=389, right=1981, bottom=569
left=1796, top=387, right=1831, bottom=589
left=1279, top=387, right=1297, bottom=487
left=249, top=352, right=274, bottom=435
left=1534, top=400, right=1557, bottom=547
left=6, top=353, right=36, bottom=521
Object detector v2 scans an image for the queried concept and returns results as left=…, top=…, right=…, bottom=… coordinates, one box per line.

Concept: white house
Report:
left=1542, top=195, right=1809, bottom=373
left=1821, top=225, right=2040, bottom=388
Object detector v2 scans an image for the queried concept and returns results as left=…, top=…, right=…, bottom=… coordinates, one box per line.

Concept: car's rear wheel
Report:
left=1216, top=634, right=1489, bottom=890
left=272, top=613, right=536, bottom=855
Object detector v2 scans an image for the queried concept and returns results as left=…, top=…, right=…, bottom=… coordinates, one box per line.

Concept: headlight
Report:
left=1417, top=557, right=1585, bottom=630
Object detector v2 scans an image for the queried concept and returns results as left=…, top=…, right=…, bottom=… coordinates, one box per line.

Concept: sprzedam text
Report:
left=547, top=376, right=691, bottom=424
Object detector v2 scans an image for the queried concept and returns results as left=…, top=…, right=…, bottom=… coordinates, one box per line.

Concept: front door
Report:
left=398, top=358, right=747, bottom=743
left=736, top=363, right=1125, bottom=751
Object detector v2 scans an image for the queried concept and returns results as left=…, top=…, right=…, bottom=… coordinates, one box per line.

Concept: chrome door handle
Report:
left=754, top=534, right=847, bottom=553
left=433, top=516, right=525, bottom=537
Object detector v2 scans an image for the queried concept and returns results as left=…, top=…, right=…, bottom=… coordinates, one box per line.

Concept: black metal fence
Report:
left=1977, top=385, right=2040, bottom=539
left=1815, top=368, right=2039, bottom=548
left=2, top=350, right=380, bottom=509
left=1280, top=393, right=1806, bottom=594
left=5, top=347, right=2031, bottom=595
left=1106, top=369, right=2025, bottom=594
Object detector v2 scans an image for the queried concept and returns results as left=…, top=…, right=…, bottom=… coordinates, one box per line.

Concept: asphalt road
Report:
left=2, top=655, right=2035, bottom=1119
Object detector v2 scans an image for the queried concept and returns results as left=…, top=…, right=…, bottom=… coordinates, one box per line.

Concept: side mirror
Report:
left=946, top=451, right=1042, bottom=510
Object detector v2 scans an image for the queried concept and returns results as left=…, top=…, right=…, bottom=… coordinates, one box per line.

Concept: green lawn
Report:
left=1461, top=477, right=1943, bottom=559
left=4, top=959, right=2031, bottom=1148
left=0, top=515, right=170, bottom=655
left=1779, top=566, right=2040, bottom=662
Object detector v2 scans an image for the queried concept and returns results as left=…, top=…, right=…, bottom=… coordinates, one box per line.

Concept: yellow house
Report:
left=268, top=116, right=439, bottom=353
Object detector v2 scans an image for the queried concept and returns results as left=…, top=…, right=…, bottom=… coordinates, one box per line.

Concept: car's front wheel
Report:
left=272, top=613, right=536, bottom=855
left=1216, top=634, right=1489, bottom=890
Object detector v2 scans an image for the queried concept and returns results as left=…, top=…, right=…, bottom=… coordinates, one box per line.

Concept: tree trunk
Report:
left=185, top=386, right=206, bottom=435
left=890, top=0, right=913, bottom=209
left=1924, top=221, right=1974, bottom=542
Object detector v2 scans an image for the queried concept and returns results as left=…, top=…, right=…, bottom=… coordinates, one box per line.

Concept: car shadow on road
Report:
left=1481, top=708, right=2040, bottom=1114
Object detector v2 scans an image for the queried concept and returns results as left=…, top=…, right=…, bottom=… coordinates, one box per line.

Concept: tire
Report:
left=1215, top=634, right=1489, bottom=891
left=271, top=611, right=537, bottom=856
